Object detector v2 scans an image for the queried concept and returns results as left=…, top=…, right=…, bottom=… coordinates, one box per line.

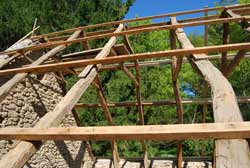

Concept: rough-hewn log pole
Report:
left=223, top=50, right=247, bottom=77
left=221, top=10, right=230, bottom=72
left=0, top=39, right=33, bottom=69
left=59, top=71, right=95, bottom=161
left=0, top=24, right=123, bottom=168
left=93, top=75, right=120, bottom=168
left=0, top=30, right=82, bottom=102
left=77, top=28, right=95, bottom=161
left=123, top=32, right=149, bottom=168
left=173, top=18, right=250, bottom=168
left=170, top=17, right=184, bottom=168
left=226, top=9, right=250, bottom=32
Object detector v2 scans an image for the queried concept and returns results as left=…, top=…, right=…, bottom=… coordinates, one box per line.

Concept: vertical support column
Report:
left=57, top=71, right=95, bottom=161
left=92, top=74, right=120, bottom=168
left=172, top=17, right=250, bottom=168
left=221, top=12, right=230, bottom=73
left=81, top=30, right=91, bottom=50
left=204, top=6, right=209, bottom=47
left=78, top=29, right=95, bottom=161
left=0, top=24, right=124, bottom=168
left=170, top=18, right=183, bottom=168
left=123, top=29, right=149, bottom=168
left=202, top=7, right=209, bottom=156
left=0, top=30, right=82, bottom=102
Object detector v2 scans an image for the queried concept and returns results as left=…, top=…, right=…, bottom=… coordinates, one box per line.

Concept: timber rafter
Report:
left=0, top=3, right=250, bottom=168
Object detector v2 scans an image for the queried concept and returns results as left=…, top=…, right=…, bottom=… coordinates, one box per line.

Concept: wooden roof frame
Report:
left=0, top=3, right=250, bottom=168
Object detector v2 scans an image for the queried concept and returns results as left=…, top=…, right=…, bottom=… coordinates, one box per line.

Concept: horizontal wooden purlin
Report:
left=31, top=3, right=250, bottom=39
left=0, top=42, right=250, bottom=76
left=233, top=7, right=250, bottom=13
left=48, top=29, right=115, bottom=42
left=61, top=51, right=250, bottom=72
left=47, top=15, right=219, bottom=42
left=75, top=96, right=250, bottom=108
left=2, top=16, right=250, bottom=56
left=61, top=44, right=129, bottom=59
left=100, top=53, right=250, bottom=71
left=94, top=156, right=212, bottom=162
left=61, top=52, right=250, bottom=75
left=0, top=122, right=250, bottom=141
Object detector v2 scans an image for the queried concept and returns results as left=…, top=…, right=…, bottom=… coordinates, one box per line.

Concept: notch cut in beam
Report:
left=1, top=122, right=250, bottom=141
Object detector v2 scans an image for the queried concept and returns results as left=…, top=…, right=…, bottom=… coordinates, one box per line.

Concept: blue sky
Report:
left=125, top=0, right=238, bottom=34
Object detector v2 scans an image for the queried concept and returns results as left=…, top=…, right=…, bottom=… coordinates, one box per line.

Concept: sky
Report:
left=125, top=0, right=238, bottom=34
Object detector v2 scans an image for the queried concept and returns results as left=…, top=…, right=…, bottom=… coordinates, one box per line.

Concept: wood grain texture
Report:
left=1, top=43, right=250, bottom=76
left=1, top=16, right=250, bottom=56
left=173, top=17, right=250, bottom=168
left=0, top=24, right=123, bottom=168
left=0, top=122, right=250, bottom=141
left=75, top=96, right=250, bottom=108
left=30, top=3, right=250, bottom=39
left=0, top=30, right=82, bottom=102
left=169, top=20, right=183, bottom=168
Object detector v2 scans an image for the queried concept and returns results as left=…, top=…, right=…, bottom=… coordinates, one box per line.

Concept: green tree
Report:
left=0, top=0, right=134, bottom=50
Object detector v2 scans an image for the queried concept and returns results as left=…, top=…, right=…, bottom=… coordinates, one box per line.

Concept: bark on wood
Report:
left=173, top=17, right=250, bottom=168
left=0, top=24, right=123, bottom=168
left=0, top=30, right=82, bottom=102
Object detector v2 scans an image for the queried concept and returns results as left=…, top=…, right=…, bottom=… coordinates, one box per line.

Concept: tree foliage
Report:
left=2, top=0, right=250, bottom=159
left=0, top=0, right=134, bottom=50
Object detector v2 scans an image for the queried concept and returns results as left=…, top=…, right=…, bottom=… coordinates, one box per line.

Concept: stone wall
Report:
left=0, top=73, right=88, bottom=168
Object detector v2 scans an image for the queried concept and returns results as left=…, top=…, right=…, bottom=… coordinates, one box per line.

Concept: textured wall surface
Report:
left=0, top=73, right=88, bottom=168
left=0, top=72, right=213, bottom=168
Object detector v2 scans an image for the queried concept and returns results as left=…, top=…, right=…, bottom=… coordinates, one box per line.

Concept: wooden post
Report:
left=202, top=7, right=209, bottom=156
left=93, top=75, right=120, bottom=168
left=0, top=30, right=82, bottom=102
left=81, top=30, right=91, bottom=50
left=170, top=17, right=183, bottom=168
left=221, top=10, right=230, bottom=73
left=123, top=31, right=149, bottom=168
left=223, top=50, right=247, bottom=77
left=204, top=6, right=208, bottom=46
left=0, top=24, right=124, bottom=168
left=172, top=17, right=250, bottom=168
left=58, top=71, right=95, bottom=161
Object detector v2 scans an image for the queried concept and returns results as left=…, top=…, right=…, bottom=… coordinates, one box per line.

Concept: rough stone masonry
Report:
left=0, top=72, right=89, bottom=168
